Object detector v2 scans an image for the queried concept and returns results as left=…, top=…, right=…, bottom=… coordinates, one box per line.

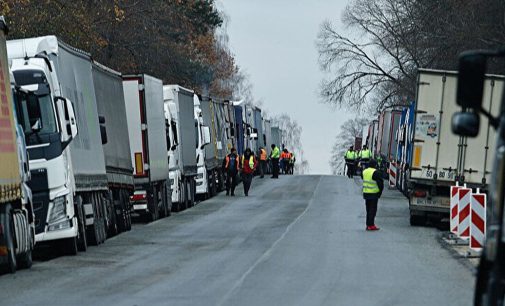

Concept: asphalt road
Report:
left=0, top=175, right=474, bottom=306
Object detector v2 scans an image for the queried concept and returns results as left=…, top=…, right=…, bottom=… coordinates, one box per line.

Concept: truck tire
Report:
left=180, top=180, right=188, bottom=211
left=159, top=184, right=168, bottom=218
left=86, top=193, right=102, bottom=246
left=189, top=179, right=196, bottom=207
left=123, top=191, right=132, bottom=231
left=0, top=204, right=17, bottom=274
left=148, top=188, right=159, bottom=222
left=17, top=247, right=33, bottom=269
left=75, top=196, right=87, bottom=252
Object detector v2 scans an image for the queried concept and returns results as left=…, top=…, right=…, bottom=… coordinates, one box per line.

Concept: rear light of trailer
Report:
left=413, top=190, right=427, bottom=198
left=130, top=194, right=147, bottom=201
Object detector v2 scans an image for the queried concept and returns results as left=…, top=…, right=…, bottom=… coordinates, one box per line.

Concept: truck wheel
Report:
left=86, top=194, right=101, bottom=246
left=0, top=204, right=17, bottom=274
left=148, top=189, right=159, bottom=222
left=180, top=180, right=187, bottom=211
left=189, top=179, right=196, bottom=207
left=164, top=184, right=171, bottom=217
left=409, top=213, right=427, bottom=226
left=17, top=249, right=32, bottom=269
left=75, top=196, right=87, bottom=252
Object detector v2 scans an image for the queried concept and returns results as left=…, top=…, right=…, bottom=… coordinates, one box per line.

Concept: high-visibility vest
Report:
left=260, top=149, right=267, bottom=161
left=345, top=150, right=356, bottom=160
left=225, top=154, right=239, bottom=170
left=271, top=147, right=280, bottom=158
left=363, top=168, right=380, bottom=194
left=242, top=155, right=255, bottom=169
left=360, top=149, right=372, bottom=159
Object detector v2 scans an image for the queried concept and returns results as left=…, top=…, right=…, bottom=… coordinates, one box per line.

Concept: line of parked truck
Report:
left=363, top=68, right=504, bottom=226
left=0, top=18, right=286, bottom=273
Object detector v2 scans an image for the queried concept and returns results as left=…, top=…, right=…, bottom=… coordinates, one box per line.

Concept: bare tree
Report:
left=271, top=114, right=309, bottom=174
left=317, top=0, right=505, bottom=112
left=330, top=117, right=368, bottom=175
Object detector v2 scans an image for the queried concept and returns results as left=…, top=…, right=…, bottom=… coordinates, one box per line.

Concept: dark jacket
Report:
left=361, top=169, right=384, bottom=200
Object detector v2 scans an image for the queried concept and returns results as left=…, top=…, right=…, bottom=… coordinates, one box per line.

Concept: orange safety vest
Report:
left=260, top=149, right=267, bottom=161
left=225, top=154, right=239, bottom=171
left=281, top=152, right=289, bottom=159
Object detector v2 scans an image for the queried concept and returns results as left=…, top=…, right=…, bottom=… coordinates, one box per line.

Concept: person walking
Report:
left=258, top=147, right=267, bottom=178
left=344, top=146, right=357, bottom=178
left=288, top=151, right=296, bottom=174
left=223, top=148, right=239, bottom=196
left=361, top=159, right=383, bottom=231
left=280, top=149, right=289, bottom=174
left=241, top=148, right=258, bottom=196
left=270, top=144, right=280, bottom=178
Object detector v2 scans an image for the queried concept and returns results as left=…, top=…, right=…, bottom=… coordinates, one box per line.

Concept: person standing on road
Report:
left=223, top=148, right=239, bottom=196
left=344, top=146, right=357, bottom=178
left=241, top=148, right=258, bottom=196
left=358, top=145, right=372, bottom=173
left=270, top=144, right=280, bottom=178
left=361, top=159, right=383, bottom=231
left=280, top=149, right=289, bottom=174
left=259, top=147, right=267, bottom=178
left=288, top=151, right=296, bottom=174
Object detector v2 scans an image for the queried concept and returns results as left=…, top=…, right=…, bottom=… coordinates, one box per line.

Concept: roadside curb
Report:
left=438, top=232, right=479, bottom=273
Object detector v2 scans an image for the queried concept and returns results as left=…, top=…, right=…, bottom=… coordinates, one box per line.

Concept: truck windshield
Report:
left=16, top=93, right=58, bottom=136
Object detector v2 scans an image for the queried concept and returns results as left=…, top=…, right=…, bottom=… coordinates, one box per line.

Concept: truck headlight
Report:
left=48, top=196, right=67, bottom=225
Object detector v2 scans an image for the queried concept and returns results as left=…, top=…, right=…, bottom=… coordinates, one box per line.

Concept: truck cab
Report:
left=193, top=94, right=211, bottom=198
left=164, top=101, right=181, bottom=206
left=9, top=56, right=78, bottom=246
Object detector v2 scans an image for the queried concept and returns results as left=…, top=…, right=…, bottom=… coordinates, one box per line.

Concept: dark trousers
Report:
left=272, top=158, right=280, bottom=178
left=259, top=160, right=266, bottom=178
left=365, top=198, right=378, bottom=226
left=226, top=171, right=237, bottom=194
left=346, top=161, right=355, bottom=178
left=242, top=173, right=253, bottom=195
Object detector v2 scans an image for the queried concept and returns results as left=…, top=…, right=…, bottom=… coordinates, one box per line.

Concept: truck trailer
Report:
left=123, top=74, right=171, bottom=221
left=408, top=68, right=503, bottom=225
left=92, top=61, right=133, bottom=233
left=0, top=17, right=35, bottom=272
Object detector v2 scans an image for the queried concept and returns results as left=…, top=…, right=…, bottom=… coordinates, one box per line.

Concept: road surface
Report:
left=0, top=175, right=474, bottom=306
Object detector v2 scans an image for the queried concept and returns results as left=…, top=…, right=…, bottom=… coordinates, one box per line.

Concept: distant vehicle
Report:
left=0, top=17, right=35, bottom=272
left=408, top=69, right=503, bottom=226
left=123, top=74, right=171, bottom=221
left=193, top=94, right=211, bottom=200
left=452, top=49, right=505, bottom=305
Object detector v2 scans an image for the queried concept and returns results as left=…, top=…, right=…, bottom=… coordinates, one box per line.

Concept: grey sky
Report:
left=219, top=0, right=351, bottom=174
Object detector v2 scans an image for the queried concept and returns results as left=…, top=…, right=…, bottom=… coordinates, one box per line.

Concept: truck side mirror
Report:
left=457, top=52, right=487, bottom=110
left=99, top=115, right=107, bottom=145
left=202, top=126, right=211, bottom=148
left=55, top=96, right=78, bottom=146
left=452, top=112, right=480, bottom=137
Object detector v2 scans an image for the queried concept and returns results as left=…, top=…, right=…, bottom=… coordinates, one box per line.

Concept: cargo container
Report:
left=92, top=61, right=133, bottom=232
left=408, top=69, right=503, bottom=225
left=123, top=74, right=171, bottom=220
left=377, top=109, right=402, bottom=162
left=0, top=17, right=35, bottom=272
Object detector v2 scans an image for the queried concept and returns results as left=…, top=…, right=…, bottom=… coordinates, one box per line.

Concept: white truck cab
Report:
left=193, top=95, right=211, bottom=198
left=8, top=54, right=78, bottom=246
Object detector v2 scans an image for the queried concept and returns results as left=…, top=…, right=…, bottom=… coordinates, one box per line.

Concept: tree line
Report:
left=1, top=1, right=309, bottom=172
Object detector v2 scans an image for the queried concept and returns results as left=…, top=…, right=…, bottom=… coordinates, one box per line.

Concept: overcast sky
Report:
left=219, top=0, right=352, bottom=174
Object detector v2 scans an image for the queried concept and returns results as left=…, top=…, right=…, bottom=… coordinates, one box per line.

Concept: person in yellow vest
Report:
left=358, top=145, right=373, bottom=171
left=361, top=159, right=383, bottom=231
left=288, top=151, right=296, bottom=175
left=241, top=148, right=258, bottom=196
left=344, top=145, right=357, bottom=178
left=270, top=144, right=280, bottom=178
left=258, top=147, right=268, bottom=178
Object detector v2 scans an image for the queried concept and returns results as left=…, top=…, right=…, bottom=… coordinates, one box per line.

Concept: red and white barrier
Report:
left=458, top=187, right=472, bottom=239
left=450, top=184, right=461, bottom=235
left=388, top=162, right=397, bottom=188
left=470, top=190, right=486, bottom=251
